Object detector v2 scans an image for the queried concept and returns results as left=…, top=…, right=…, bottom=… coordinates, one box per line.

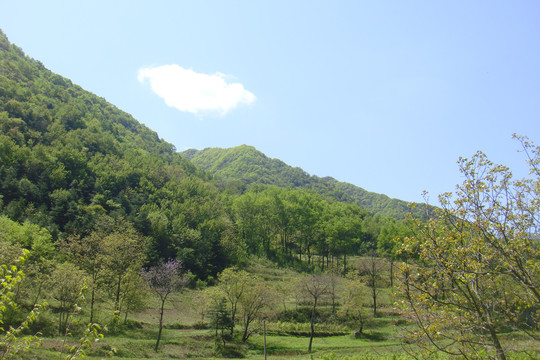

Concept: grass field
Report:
left=30, top=322, right=407, bottom=360
left=22, top=258, right=540, bottom=359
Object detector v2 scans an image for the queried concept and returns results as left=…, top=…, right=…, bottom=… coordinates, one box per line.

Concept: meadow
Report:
left=23, top=258, right=538, bottom=360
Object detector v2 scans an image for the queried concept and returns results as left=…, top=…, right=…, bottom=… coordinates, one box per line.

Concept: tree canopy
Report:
left=398, top=136, right=540, bottom=360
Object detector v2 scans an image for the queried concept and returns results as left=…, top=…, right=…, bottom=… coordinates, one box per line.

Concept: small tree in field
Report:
left=217, top=267, right=250, bottom=336
left=238, top=279, right=274, bottom=342
left=141, top=259, right=187, bottom=352
left=398, top=135, right=540, bottom=360
left=358, top=252, right=386, bottom=317
left=298, top=274, right=330, bottom=353
left=209, top=297, right=233, bottom=347
left=339, top=273, right=367, bottom=336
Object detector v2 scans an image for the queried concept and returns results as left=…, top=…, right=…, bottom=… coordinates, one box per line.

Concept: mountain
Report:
left=180, top=145, right=427, bottom=219
left=180, top=145, right=348, bottom=199
left=0, top=28, right=420, bottom=281
left=0, top=29, right=233, bottom=277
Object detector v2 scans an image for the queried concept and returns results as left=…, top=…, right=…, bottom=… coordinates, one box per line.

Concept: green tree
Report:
left=294, top=191, right=324, bottom=264
left=339, top=272, right=368, bottom=335
left=209, top=297, right=233, bottom=347
left=325, top=203, right=364, bottom=273
left=118, top=270, right=147, bottom=325
left=377, top=217, right=409, bottom=287
left=217, top=267, right=250, bottom=336
left=101, top=219, right=146, bottom=315
left=232, top=192, right=261, bottom=254
left=195, top=286, right=223, bottom=322
left=0, top=216, right=54, bottom=260
left=398, top=136, right=540, bottom=360
left=238, top=277, right=275, bottom=342
left=49, top=263, right=87, bottom=335
left=0, top=217, right=54, bottom=321
left=60, top=231, right=105, bottom=324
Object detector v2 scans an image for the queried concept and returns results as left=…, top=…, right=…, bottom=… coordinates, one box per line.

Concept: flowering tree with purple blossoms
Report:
left=141, top=259, right=187, bottom=352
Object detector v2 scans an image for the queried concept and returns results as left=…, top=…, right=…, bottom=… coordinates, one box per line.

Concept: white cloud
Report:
left=137, top=64, right=256, bottom=116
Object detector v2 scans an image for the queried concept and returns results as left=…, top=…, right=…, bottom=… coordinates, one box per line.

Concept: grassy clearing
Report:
left=22, top=257, right=539, bottom=359
left=25, top=307, right=410, bottom=359
left=27, top=326, right=403, bottom=359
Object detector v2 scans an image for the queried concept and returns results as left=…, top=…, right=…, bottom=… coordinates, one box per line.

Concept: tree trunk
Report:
left=58, top=311, right=63, bottom=335
left=155, top=298, right=166, bottom=352
left=230, top=304, right=237, bottom=336
left=308, top=298, right=318, bottom=353
left=389, top=259, right=394, bottom=288
left=372, top=285, right=377, bottom=316
left=488, top=324, right=506, bottom=360
left=263, top=320, right=267, bottom=360
left=484, top=308, right=506, bottom=360
left=242, top=315, right=251, bottom=342
left=115, top=274, right=122, bottom=312
left=89, top=286, right=96, bottom=323
left=32, top=282, right=43, bottom=309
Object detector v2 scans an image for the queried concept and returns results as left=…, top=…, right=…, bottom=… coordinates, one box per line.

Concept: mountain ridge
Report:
left=181, top=145, right=426, bottom=219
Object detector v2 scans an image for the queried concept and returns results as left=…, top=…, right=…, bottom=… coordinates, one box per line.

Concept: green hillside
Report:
left=181, top=145, right=427, bottom=219
left=0, top=29, right=407, bottom=279
left=0, top=29, right=232, bottom=277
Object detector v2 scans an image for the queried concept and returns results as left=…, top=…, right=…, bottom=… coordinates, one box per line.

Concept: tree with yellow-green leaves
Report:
left=398, top=135, right=539, bottom=360
left=216, top=267, right=250, bottom=337
left=0, top=250, right=43, bottom=360
left=49, top=263, right=87, bottom=335
left=100, top=218, right=147, bottom=316
left=238, top=276, right=275, bottom=342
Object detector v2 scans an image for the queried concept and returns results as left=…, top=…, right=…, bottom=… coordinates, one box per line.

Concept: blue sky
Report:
left=1, top=1, right=539, bottom=203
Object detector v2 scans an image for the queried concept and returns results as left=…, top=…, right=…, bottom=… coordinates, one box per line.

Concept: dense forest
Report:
left=181, top=145, right=431, bottom=220
left=0, top=29, right=537, bottom=360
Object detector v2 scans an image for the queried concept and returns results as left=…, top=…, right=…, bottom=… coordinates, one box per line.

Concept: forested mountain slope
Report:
left=181, top=145, right=426, bottom=219
left=0, top=29, right=233, bottom=277
left=0, top=29, right=412, bottom=281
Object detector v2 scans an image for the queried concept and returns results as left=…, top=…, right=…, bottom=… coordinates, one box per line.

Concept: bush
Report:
left=266, top=321, right=349, bottom=337
left=121, top=319, right=144, bottom=329
left=277, top=306, right=313, bottom=323
left=26, top=311, right=57, bottom=337
left=192, top=321, right=210, bottom=329
left=164, top=322, right=190, bottom=330
left=213, top=340, right=246, bottom=358
left=353, top=330, right=386, bottom=341
left=164, top=321, right=210, bottom=330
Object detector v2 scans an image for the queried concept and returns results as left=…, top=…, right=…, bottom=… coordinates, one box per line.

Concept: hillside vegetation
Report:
left=181, top=145, right=429, bottom=220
